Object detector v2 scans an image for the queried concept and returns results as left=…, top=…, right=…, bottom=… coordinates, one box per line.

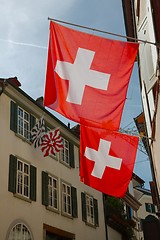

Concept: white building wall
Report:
left=135, top=0, right=158, bottom=92
left=0, top=86, right=106, bottom=240
left=133, top=0, right=160, bottom=196
left=138, top=195, right=156, bottom=219
left=151, top=104, right=160, bottom=194
left=107, top=226, right=122, bottom=240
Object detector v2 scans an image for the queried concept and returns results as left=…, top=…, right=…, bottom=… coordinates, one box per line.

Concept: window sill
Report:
left=13, top=193, right=32, bottom=203
left=46, top=206, right=60, bottom=214
left=61, top=212, right=73, bottom=220
left=15, top=133, right=32, bottom=145
left=49, top=154, right=59, bottom=161
left=59, top=160, right=71, bottom=169
left=85, top=221, right=97, bottom=228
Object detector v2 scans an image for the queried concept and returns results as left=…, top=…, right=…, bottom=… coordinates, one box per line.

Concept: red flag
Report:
left=44, top=22, right=139, bottom=130
left=41, top=128, right=63, bottom=157
left=80, top=125, right=139, bottom=197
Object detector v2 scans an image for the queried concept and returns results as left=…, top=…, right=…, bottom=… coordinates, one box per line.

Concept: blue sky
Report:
left=0, top=0, right=152, bottom=188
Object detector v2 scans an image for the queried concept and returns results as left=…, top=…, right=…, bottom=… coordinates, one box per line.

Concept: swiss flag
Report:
left=44, top=21, right=139, bottom=130
left=80, top=125, right=139, bottom=197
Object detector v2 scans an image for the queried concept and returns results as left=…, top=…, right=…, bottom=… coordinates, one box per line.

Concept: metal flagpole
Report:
left=48, top=17, right=160, bottom=48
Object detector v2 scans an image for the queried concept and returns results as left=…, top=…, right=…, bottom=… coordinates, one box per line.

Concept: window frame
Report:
left=7, top=222, right=33, bottom=240
left=42, top=173, right=77, bottom=217
left=42, top=171, right=60, bottom=213
left=81, top=192, right=99, bottom=227
left=10, top=101, right=36, bottom=142
left=59, top=138, right=75, bottom=168
left=16, top=159, right=30, bottom=199
left=8, top=154, right=37, bottom=202
left=17, top=106, right=30, bottom=140
left=48, top=174, right=59, bottom=212
left=145, top=202, right=156, bottom=213
left=61, top=180, right=72, bottom=217
left=60, top=138, right=70, bottom=166
left=86, top=194, right=95, bottom=225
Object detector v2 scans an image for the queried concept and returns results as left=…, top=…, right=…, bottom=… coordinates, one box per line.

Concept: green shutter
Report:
left=93, top=198, right=99, bottom=226
left=69, top=142, right=75, bottom=168
left=42, top=171, right=49, bottom=206
left=71, top=186, right=78, bottom=218
left=145, top=203, right=149, bottom=212
left=30, top=114, right=36, bottom=131
left=151, top=204, right=156, bottom=213
left=145, top=203, right=152, bottom=213
left=8, top=154, right=17, bottom=193
left=30, top=115, right=36, bottom=142
left=81, top=192, right=87, bottom=222
left=10, top=101, right=17, bottom=133
left=30, top=165, right=37, bottom=201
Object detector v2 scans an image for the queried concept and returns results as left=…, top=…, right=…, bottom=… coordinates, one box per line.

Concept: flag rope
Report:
left=48, top=17, right=160, bottom=48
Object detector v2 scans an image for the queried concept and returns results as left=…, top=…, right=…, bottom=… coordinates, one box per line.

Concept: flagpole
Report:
left=48, top=17, right=160, bottom=48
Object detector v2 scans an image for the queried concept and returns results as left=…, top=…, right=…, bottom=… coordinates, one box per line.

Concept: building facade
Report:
left=133, top=173, right=158, bottom=239
left=0, top=77, right=106, bottom=240
left=122, top=0, right=160, bottom=207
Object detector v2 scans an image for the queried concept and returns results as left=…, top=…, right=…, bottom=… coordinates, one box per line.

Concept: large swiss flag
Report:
left=44, top=21, right=139, bottom=130
left=80, top=125, right=139, bottom=197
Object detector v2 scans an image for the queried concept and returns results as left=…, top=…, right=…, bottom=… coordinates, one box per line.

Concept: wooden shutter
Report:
left=81, top=192, right=87, bottom=222
left=145, top=203, right=152, bottom=213
left=151, top=204, right=156, bottom=213
left=30, top=114, right=36, bottom=131
left=93, top=198, right=99, bottom=226
left=71, top=186, right=78, bottom=218
left=8, top=154, right=17, bottom=193
left=10, top=101, right=17, bottom=133
left=69, top=142, right=75, bottom=168
left=30, top=165, right=37, bottom=201
left=30, top=115, right=36, bottom=143
left=42, top=171, right=49, bottom=206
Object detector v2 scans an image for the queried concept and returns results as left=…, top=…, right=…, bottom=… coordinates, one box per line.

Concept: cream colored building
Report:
left=135, top=187, right=158, bottom=240
left=0, top=77, right=106, bottom=240
left=122, top=0, right=160, bottom=205
left=122, top=1, right=160, bottom=237
left=133, top=173, right=158, bottom=239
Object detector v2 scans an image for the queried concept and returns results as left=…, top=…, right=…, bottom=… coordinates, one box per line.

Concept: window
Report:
left=145, top=203, right=156, bottom=213
left=18, top=107, right=30, bottom=139
left=48, top=175, right=58, bottom=210
left=60, top=139, right=69, bottom=164
left=59, top=138, right=75, bottom=168
left=42, top=171, right=59, bottom=212
left=81, top=192, right=99, bottom=227
left=8, top=223, right=33, bottom=240
left=86, top=194, right=94, bottom=225
left=17, top=159, right=30, bottom=198
left=62, top=182, right=71, bottom=215
left=125, top=205, right=133, bottom=220
left=138, top=15, right=158, bottom=92
left=10, top=101, right=36, bottom=141
left=61, top=181, right=78, bottom=218
left=42, top=173, right=78, bottom=217
left=8, top=155, right=37, bottom=201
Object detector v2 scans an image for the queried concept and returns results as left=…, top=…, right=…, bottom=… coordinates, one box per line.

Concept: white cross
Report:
left=55, top=47, right=111, bottom=105
left=84, top=139, right=122, bottom=179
